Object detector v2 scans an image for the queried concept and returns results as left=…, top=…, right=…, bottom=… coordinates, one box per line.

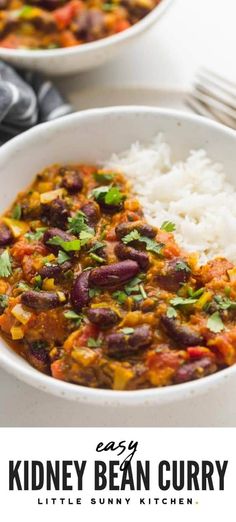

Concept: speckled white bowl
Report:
left=0, top=106, right=236, bottom=409
left=0, top=0, right=173, bottom=76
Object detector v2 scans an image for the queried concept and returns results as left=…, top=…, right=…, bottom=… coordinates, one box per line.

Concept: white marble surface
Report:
left=1, top=0, right=236, bottom=427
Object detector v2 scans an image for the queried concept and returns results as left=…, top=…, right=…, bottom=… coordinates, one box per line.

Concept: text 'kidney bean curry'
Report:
left=0, top=163, right=236, bottom=390
left=0, top=0, right=161, bottom=50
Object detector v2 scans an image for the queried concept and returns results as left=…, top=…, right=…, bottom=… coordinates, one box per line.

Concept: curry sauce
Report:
left=0, top=163, right=236, bottom=390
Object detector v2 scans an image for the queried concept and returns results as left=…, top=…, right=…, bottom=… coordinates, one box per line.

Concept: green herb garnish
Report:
left=89, top=241, right=105, bottom=253
left=0, top=250, right=12, bottom=278
left=48, top=236, right=81, bottom=252
left=120, top=327, right=134, bottom=335
left=90, top=253, right=105, bottom=264
left=160, top=221, right=176, bottom=232
left=11, top=203, right=22, bottom=220
left=34, top=274, right=42, bottom=290
left=25, top=227, right=47, bottom=241
left=94, top=171, right=115, bottom=183
left=87, top=337, right=102, bottom=348
left=0, top=294, right=8, bottom=311
left=166, top=306, right=177, bottom=318
left=207, top=311, right=225, bottom=333
left=91, top=185, right=124, bottom=206
left=214, top=295, right=236, bottom=311
left=68, top=211, right=94, bottom=236
left=64, top=310, right=84, bottom=327
left=122, top=229, right=163, bottom=255
left=170, top=296, right=198, bottom=307
left=57, top=250, right=70, bottom=264
left=112, top=290, right=127, bottom=304
left=89, top=288, right=102, bottom=298
left=175, top=261, right=191, bottom=272
left=188, top=287, right=204, bottom=298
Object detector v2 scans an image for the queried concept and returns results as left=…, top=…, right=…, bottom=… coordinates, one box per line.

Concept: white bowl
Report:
left=0, top=106, right=236, bottom=409
left=0, top=0, right=173, bottom=76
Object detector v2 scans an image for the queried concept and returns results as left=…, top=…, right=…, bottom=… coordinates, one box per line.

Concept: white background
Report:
left=0, top=428, right=234, bottom=522
left=1, top=0, right=236, bottom=427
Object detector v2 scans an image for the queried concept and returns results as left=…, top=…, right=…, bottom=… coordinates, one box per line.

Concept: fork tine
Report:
left=198, top=68, right=236, bottom=96
left=192, top=85, right=236, bottom=119
left=194, top=78, right=236, bottom=111
left=185, top=93, right=236, bottom=130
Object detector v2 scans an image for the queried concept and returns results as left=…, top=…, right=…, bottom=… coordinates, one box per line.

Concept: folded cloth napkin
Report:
left=0, top=61, right=73, bottom=145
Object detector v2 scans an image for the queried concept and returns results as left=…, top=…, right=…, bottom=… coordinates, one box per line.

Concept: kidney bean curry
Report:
left=0, top=0, right=161, bottom=50
left=0, top=162, right=236, bottom=390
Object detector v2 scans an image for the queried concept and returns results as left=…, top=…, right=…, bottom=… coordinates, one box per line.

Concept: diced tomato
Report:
left=0, top=35, right=20, bottom=48
left=114, top=20, right=131, bottom=33
left=11, top=240, right=47, bottom=263
left=59, top=30, right=79, bottom=47
left=187, top=346, right=213, bottom=359
left=106, top=229, right=117, bottom=241
left=53, top=0, right=83, bottom=30
left=51, top=359, right=66, bottom=381
left=147, top=350, right=180, bottom=370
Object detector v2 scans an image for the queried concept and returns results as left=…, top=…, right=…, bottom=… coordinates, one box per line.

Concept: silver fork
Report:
left=185, top=68, right=236, bottom=130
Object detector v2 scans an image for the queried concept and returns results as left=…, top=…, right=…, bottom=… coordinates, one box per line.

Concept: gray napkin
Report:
left=0, top=61, right=73, bottom=144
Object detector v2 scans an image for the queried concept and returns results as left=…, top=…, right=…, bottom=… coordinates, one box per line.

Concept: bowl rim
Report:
left=0, top=104, right=236, bottom=406
left=0, top=0, right=173, bottom=59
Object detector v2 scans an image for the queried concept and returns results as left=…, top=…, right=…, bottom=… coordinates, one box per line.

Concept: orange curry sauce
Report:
left=0, top=163, right=236, bottom=390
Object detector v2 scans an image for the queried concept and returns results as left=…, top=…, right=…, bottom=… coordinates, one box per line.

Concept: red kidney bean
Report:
left=80, top=201, right=100, bottom=226
left=0, top=223, right=13, bottom=246
left=156, top=259, right=191, bottom=292
left=39, top=261, right=72, bottom=280
left=71, top=270, right=90, bottom=312
left=27, top=340, right=50, bottom=373
left=89, top=260, right=139, bottom=288
left=21, top=290, right=66, bottom=310
left=160, top=315, right=204, bottom=347
left=114, top=242, right=149, bottom=271
left=107, top=325, right=152, bottom=357
left=87, top=308, right=119, bottom=329
left=115, top=221, right=157, bottom=240
left=42, top=198, right=69, bottom=230
left=174, top=357, right=217, bottom=384
left=43, top=227, right=75, bottom=254
left=60, top=167, right=83, bottom=194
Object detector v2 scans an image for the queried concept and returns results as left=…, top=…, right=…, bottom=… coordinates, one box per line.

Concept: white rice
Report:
left=103, top=134, right=236, bottom=264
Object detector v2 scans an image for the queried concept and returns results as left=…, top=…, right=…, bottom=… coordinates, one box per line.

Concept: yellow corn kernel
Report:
left=43, top=278, right=56, bottom=291
left=195, top=291, right=212, bottom=309
left=71, top=348, right=97, bottom=367
left=227, top=268, right=236, bottom=282
left=148, top=368, right=175, bottom=387
left=112, top=365, right=134, bottom=391
left=57, top=291, right=67, bottom=303
left=37, top=182, right=53, bottom=193
left=11, top=304, right=32, bottom=325
left=10, top=325, right=24, bottom=340
left=2, top=218, right=29, bottom=238
left=40, top=189, right=63, bottom=204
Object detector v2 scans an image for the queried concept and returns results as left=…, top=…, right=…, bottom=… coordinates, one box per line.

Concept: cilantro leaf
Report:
left=207, top=311, right=225, bottom=333
left=11, top=203, right=22, bottom=220
left=0, top=250, right=12, bottom=278
left=25, top=227, right=47, bottom=241
left=160, top=221, right=176, bottom=232
left=120, top=327, right=134, bottom=335
left=175, top=261, right=191, bottom=272
left=94, top=171, right=115, bottom=183
left=68, top=211, right=94, bottom=236
left=0, top=294, right=8, bottom=311
left=58, top=250, right=70, bottom=264
left=166, top=306, right=177, bottom=318
left=122, top=229, right=163, bottom=255
left=87, top=337, right=101, bottom=348
left=89, top=288, right=101, bottom=298
left=91, top=185, right=124, bottom=206
left=48, top=236, right=81, bottom=252
left=64, top=310, right=84, bottom=327
left=112, top=290, right=127, bottom=304
left=79, top=230, right=94, bottom=246
left=89, top=241, right=105, bottom=253
left=170, top=296, right=198, bottom=307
